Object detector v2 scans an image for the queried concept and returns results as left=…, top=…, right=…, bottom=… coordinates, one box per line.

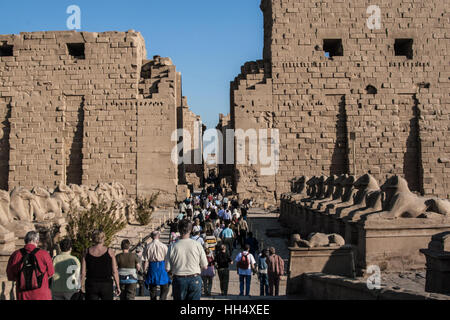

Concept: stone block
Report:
left=287, top=245, right=356, bottom=294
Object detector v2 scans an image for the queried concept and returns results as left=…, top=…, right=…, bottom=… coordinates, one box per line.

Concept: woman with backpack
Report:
left=80, top=230, right=121, bottom=300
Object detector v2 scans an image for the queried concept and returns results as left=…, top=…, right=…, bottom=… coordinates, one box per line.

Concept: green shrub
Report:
left=136, top=192, right=159, bottom=226
left=66, top=198, right=127, bottom=260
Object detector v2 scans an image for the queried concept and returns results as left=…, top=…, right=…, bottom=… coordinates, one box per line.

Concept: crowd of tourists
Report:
left=5, top=188, right=285, bottom=300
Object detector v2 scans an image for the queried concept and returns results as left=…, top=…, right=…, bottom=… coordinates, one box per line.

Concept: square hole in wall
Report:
left=394, top=39, right=413, bottom=59
left=323, top=39, right=343, bottom=58
left=0, top=44, right=13, bottom=57
left=67, top=43, right=85, bottom=59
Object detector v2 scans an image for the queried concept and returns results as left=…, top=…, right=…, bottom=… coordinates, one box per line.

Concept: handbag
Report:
left=201, top=265, right=215, bottom=278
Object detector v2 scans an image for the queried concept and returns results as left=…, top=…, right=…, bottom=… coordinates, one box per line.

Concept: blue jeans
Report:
left=172, top=276, right=202, bottom=300
left=259, top=273, right=269, bottom=296
left=239, top=274, right=251, bottom=296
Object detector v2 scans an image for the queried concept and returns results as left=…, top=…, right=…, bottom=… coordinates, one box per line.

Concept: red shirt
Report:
left=6, top=244, right=55, bottom=300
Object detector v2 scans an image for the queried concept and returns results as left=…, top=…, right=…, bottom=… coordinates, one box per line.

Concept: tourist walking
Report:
left=80, top=230, right=121, bottom=300
left=144, top=231, right=171, bottom=300
left=51, top=238, right=81, bottom=300
left=245, top=232, right=259, bottom=257
left=135, top=246, right=146, bottom=297
left=179, top=201, right=187, bottom=216
left=6, top=231, right=55, bottom=300
left=267, top=247, right=285, bottom=296
left=213, top=222, right=223, bottom=240
left=200, top=248, right=215, bottom=297
left=165, top=219, right=208, bottom=300
left=116, top=239, right=141, bottom=300
left=220, top=222, right=235, bottom=256
left=204, top=217, right=215, bottom=235
left=230, top=217, right=239, bottom=250
left=186, top=202, right=194, bottom=220
left=191, top=230, right=205, bottom=246
left=257, top=249, right=270, bottom=296
left=192, top=218, right=202, bottom=234
left=215, top=244, right=233, bottom=296
left=238, top=217, right=249, bottom=248
left=241, top=203, right=249, bottom=221
left=169, top=218, right=180, bottom=245
left=223, top=209, right=232, bottom=223
left=235, top=244, right=256, bottom=297
left=204, top=230, right=218, bottom=253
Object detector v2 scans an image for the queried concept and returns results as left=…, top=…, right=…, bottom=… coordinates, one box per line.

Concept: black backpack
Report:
left=18, top=248, right=45, bottom=292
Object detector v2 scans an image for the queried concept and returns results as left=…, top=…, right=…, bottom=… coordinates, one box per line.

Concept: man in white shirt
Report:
left=165, top=220, right=208, bottom=300
left=234, top=244, right=256, bottom=297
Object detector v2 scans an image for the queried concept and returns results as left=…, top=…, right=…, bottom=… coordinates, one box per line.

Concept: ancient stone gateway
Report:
left=229, top=0, right=450, bottom=204
left=0, top=31, right=203, bottom=206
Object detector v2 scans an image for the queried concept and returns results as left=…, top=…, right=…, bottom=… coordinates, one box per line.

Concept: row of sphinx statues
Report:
left=284, top=174, right=450, bottom=221
left=0, top=182, right=136, bottom=236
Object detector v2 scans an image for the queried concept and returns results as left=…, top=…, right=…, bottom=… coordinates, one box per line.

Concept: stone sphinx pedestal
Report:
left=287, top=245, right=356, bottom=295
left=0, top=229, right=17, bottom=276
left=420, top=232, right=450, bottom=294
left=356, top=218, right=450, bottom=273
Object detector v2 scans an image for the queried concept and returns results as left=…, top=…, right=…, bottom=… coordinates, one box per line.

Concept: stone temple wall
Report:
left=178, top=96, right=205, bottom=189
left=216, top=113, right=234, bottom=179
left=0, top=30, right=200, bottom=206
left=231, top=0, right=450, bottom=203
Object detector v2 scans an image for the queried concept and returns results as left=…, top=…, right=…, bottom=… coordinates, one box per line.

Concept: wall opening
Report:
left=394, top=39, right=413, bottom=59
left=323, top=39, right=343, bottom=58
left=0, top=43, right=13, bottom=57
left=67, top=43, right=85, bottom=60
left=365, top=85, right=378, bottom=94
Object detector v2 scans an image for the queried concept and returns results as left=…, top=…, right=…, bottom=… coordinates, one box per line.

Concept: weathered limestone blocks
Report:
left=420, top=232, right=450, bottom=294
left=232, top=0, right=450, bottom=204
left=356, top=218, right=450, bottom=272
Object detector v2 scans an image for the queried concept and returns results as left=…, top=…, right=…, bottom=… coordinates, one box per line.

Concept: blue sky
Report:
left=0, top=0, right=264, bottom=129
